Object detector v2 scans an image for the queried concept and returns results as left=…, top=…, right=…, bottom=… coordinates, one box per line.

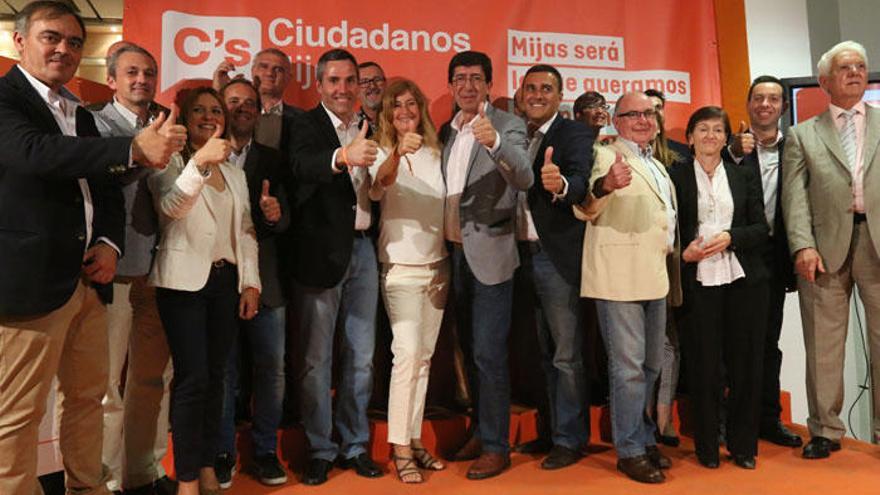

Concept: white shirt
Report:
left=112, top=97, right=148, bottom=129
left=229, top=140, right=252, bottom=170
left=19, top=65, right=120, bottom=256
left=756, top=130, right=782, bottom=236
left=618, top=137, right=676, bottom=251
left=443, top=107, right=501, bottom=242
left=693, top=160, right=745, bottom=286
left=323, top=103, right=372, bottom=231
left=369, top=146, right=448, bottom=264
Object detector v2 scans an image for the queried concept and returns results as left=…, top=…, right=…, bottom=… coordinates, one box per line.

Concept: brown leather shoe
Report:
left=448, top=436, right=482, bottom=461
left=466, top=453, right=510, bottom=480
left=616, top=455, right=665, bottom=484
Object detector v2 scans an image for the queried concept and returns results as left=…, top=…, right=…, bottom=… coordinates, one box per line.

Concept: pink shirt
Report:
left=829, top=101, right=866, bottom=213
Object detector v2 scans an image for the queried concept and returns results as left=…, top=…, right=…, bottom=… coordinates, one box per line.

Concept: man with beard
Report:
left=356, top=62, right=386, bottom=133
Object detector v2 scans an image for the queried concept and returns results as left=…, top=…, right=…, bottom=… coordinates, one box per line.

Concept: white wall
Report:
left=743, top=0, right=875, bottom=442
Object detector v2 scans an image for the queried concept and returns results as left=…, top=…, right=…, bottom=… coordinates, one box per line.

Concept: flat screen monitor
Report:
left=781, top=73, right=880, bottom=131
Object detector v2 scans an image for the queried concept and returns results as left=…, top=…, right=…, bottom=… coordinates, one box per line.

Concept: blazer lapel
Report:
left=616, top=141, right=663, bottom=201
left=441, top=128, right=457, bottom=181
left=10, top=66, right=62, bottom=134
left=862, top=106, right=880, bottom=173
left=815, top=111, right=852, bottom=176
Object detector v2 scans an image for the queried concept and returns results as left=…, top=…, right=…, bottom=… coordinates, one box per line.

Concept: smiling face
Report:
left=612, top=93, right=658, bottom=146
left=13, top=13, right=84, bottom=91
left=252, top=51, right=290, bottom=99
left=688, top=117, right=727, bottom=157
left=186, top=92, right=225, bottom=149
left=358, top=64, right=386, bottom=112
left=317, top=59, right=358, bottom=121
left=223, top=82, right=259, bottom=138
left=820, top=49, right=868, bottom=108
left=391, top=90, right=421, bottom=138
left=522, top=71, right=562, bottom=127
left=747, top=81, right=785, bottom=132
left=449, top=65, right=491, bottom=116
left=108, top=50, right=157, bottom=111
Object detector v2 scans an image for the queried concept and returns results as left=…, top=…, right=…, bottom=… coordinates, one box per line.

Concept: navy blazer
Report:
left=527, top=115, right=593, bottom=287
left=0, top=66, right=130, bottom=316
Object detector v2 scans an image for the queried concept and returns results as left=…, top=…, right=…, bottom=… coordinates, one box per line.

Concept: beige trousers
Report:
left=101, top=278, right=172, bottom=490
left=798, top=221, right=880, bottom=441
left=0, top=281, right=111, bottom=495
left=382, top=260, right=450, bottom=445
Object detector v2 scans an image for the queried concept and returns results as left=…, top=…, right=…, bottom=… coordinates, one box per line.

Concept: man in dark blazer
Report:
left=725, top=75, right=802, bottom=448
left=0, top=3, right=183, bottom=494
left=441, top=51, right=532, bottom=480
left=517, top=64, right=593, bottom=470
left=213, top=78, right=293, bottom=489
left=287, top=48, right=382, bottom=486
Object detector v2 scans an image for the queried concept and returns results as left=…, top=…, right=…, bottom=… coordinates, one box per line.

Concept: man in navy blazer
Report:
left=519, top=64, right=593, bottom=470
left=0, top=3, right=183, bottom=494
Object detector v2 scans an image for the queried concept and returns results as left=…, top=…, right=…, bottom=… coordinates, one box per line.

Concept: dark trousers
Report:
left=684, top=278, right=767, bottom=458
left=156, top=264, right=239, bottom=482
left=761, top=271, right=787, bottom=426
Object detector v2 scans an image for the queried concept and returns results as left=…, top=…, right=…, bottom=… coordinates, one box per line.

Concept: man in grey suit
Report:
left=91, top=43, right=175, bottom=495
left=441, top=51, right=532, bottom=479
left=783, top=40, right=880, bottom=459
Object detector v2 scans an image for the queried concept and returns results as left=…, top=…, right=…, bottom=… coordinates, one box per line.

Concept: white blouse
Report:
left=368, top=146, right=448, bottom=265
left=693, top=160, right=745, bottom=286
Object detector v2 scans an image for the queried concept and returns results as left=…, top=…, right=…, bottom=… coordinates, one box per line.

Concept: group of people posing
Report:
left=1, top=2, right=879, bottom=495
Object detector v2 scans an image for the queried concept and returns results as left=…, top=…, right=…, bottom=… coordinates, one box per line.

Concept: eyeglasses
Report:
left=358, top=76, right=386, bottom=87
left=583, top=103, right=610, bottom=111
left=451, top=74, right=486, bottom=87
left=617, top=109, right=657, bottom=120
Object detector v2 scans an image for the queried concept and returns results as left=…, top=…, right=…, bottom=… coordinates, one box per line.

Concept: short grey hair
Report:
left=254, top=48, right=292, bottom=73
left=817, top=40, right=868, bottom=77
left=14, top=1, right=85, bottom=41
left=106, top=44, right=156, bottom=78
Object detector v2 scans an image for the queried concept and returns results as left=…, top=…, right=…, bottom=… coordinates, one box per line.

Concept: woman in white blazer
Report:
left=148, top=87, right=260, bottom=495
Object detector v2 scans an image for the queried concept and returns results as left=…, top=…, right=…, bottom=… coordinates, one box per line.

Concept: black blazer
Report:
left=723, top=140, right=796, bottom=291
left=243, top=142, right=291, bottom=307
left=527, top=116, right=593, bottom=287
left=279, top=103, right=304, bottom=157
left=287, top=104, right=363, bottom=288
left=670, top=158, right=770, bottom=297
left=0, top=66, right=130, bottom=316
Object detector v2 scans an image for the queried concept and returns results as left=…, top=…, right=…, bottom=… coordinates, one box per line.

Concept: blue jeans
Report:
left=294, top=237, right=378, bottom=461
left=451, top=245, right=513, bottom=454
left=531, top=249, right=588, bottom=450
left=595, top=298, right=666, bottom=459
left=220, top=304, right=287, bottom=457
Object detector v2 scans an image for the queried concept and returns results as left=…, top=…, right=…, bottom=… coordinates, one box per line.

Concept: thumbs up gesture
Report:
left=131, top=104, right=188, bottom=169
left=730, top=120, right=755, bottom=158
left=341, top=122, right=378, bottom=168
left=540, top=146, right=564, bottom=194
left=472, top=102, right=497, bottom=148
left=397, top=120, right=423, bottom=156
left=259, top=179, right=282, bottom=223
left=602, top=152, right=632, bottom=192
left=192, top=126, right=231, bottom=168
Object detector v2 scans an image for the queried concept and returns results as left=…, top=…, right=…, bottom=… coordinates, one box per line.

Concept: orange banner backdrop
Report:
left=124, top=0, right=722, bottom=138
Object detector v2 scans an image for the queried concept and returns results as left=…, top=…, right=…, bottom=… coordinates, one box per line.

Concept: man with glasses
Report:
left=356, top=62, right=386, bottom=133
left=441, top=50, right=531, bottom=480
left=575, top=91, right=678, bottom=484
left=573, top=91, right=610, bottom=138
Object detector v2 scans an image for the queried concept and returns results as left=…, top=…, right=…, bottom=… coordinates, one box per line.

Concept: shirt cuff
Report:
left=486, top=131, right=502, bottom=154
left=127, top=146, right=136, bottom=169
left=331, top=147, right=346, bottom=173
left=96, top=237, right=122, bottom=257
left=551, top=176, right=570, bottom=202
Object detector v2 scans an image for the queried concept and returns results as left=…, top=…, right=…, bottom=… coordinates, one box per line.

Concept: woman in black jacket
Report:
left=669, top=106, right=770, bottom=470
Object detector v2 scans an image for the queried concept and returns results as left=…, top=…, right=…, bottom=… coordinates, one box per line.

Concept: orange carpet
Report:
left=219, top=422, right=880, bottom=495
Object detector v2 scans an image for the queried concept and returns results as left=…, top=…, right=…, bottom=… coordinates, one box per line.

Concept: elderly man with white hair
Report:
left=782, top=40, right=880, bottom=459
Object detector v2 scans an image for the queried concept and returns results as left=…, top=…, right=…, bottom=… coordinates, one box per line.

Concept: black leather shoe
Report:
left=657, top=434, right=680, bottom=447
left=301, top=458, right=332, bottom=486
left=515, top=437, right=553, bottom=455
left=696, top=452, right=720, bottom=469
left=730, top=454, right=756, bottom=469
left=339, top=453, right=383, bottom=478
left=760, top=421, right=803, bottom=447
left=540, top=445, right=582, bottom=470
left=616, top=455, right=664, bottom=484
left=802, top=436, right=841, bottom=459
left=645, top=445, right=671, bottom=470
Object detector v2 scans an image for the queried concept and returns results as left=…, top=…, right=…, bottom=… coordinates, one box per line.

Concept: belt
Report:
left=854, top=212, right=867, bottom=224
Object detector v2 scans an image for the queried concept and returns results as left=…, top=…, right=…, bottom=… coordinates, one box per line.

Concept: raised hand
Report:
left=540, top=146, right=564, bottom=194
left=342, top=122, right=379, bottom=168
left=213, top=60, right=235, bottom=91
left=193, top=126, right=231, bottom=168
left=730, top=120, right=755, bottom=158
left=132, top=104, right=187, bottom=169
left=259, top=179, right=281, bottom=223
left=472, top=102, right=497, bottom=148
left=602, top=152, right=632, bottom=192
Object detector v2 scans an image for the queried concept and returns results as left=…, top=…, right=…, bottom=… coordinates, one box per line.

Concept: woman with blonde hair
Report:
left=368, top=79, right=448, bottom=483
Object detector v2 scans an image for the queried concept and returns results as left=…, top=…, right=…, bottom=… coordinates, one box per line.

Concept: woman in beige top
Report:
left=148, top=87, right=260, bottom=495
left=368, top=79, right=448, bottom=484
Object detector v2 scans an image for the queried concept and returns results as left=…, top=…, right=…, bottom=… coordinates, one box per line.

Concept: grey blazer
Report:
left=782, top=105, right=880, bottom=273
left=91, top=102, right=158, bottom=277
left=441, top=104, right=532, bottom=285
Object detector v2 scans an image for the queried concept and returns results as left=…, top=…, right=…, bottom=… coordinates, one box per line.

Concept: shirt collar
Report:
left=755, top=129, right=783, bottom=149
left=451, top=108, right=482, bottom=132
left=17, top=64, right=79, bottom=106
left=264, top=100, right=284, bottom=116
left=829, top=100, right=866, bottom=120
left=618, top=136, right=653, bottom=159
left=112, top=96, right=146, bottom=128
left=321, top=102, right=358, bottom=130
left=534, top=112, right=558, bottom=136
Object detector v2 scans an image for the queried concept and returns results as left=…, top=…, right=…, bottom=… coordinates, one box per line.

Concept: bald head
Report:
left=612, top=92, right=658, bottom=146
